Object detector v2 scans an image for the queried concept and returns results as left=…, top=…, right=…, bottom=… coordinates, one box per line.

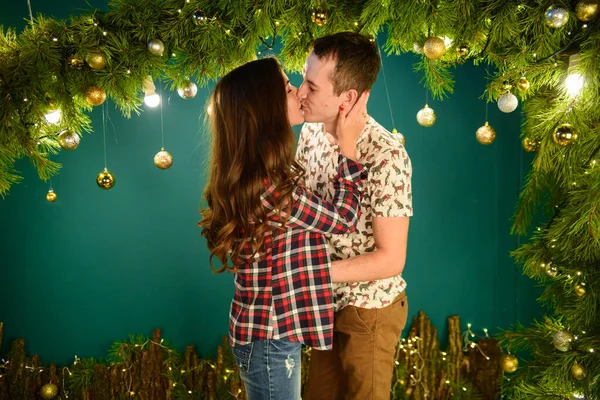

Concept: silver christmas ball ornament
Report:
left=147, top=39, right=165, bottom=56
left=498, top=91, right=519, bottom=113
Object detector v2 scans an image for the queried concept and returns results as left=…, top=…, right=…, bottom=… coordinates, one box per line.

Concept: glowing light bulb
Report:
left=142, top=76, right=161, bottom=108
left=565, top=74, right=584, bottom=96
left=144, top=92, right=161, bottom=107
left=45, top=109, right=61, bottom=124
left=565, top=54, right=584, bottom=97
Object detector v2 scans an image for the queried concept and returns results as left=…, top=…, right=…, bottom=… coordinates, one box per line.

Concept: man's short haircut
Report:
left=311, top=32, right=381, bottom=96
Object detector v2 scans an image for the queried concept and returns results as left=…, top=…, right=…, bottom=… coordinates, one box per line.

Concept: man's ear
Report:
left=341, top=89, right=359, bottom=108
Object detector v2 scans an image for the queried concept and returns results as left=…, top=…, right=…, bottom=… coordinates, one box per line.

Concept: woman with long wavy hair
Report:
left=198, top=57, right=369, bottom=400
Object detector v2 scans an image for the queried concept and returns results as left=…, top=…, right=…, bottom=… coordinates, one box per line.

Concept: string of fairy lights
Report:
left=0, top=336, right=240, bottom=399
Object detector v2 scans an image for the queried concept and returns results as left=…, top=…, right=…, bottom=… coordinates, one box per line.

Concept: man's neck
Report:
left=324, top=122, right=337, bottom=138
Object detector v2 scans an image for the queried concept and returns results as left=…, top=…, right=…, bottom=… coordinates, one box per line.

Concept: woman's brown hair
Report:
left=198, top=58, right=303, bottom=273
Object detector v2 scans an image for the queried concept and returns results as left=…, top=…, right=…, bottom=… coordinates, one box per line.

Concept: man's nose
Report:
left=297, top=82, right=307, bottom=99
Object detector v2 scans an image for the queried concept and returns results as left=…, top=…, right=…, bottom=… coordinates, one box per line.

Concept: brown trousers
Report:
left=304, top=292, right=408, bottom=400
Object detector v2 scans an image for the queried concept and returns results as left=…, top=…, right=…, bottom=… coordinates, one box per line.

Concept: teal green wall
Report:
left=0, top=1, right=540, bottom=365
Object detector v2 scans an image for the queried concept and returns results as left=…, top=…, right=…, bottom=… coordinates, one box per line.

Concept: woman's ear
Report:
left=341, top=89, right=359, bottom=108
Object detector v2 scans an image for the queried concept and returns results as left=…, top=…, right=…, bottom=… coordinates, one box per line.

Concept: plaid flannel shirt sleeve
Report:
left=263, top=155, right=365, bottom=234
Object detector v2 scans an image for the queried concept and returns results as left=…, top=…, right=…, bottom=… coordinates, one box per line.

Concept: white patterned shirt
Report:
left=296, top=117, right=413, bottom=310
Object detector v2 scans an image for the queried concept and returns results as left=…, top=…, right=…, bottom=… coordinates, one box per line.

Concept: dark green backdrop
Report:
left=0, top=1, right=540, bottom=366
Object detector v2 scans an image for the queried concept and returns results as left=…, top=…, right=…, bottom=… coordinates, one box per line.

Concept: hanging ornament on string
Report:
left=553, top=330, right=574, bottom=352
left=96, top=168, right=116, bottom=190
left=517, top=76, right=530, bottom=91
left=574, top=284, right=586, bottom=297
left=311, top=10, right=329, bottom=26
left=177, top=79, right=198, bottom=99
left=545, top=6, right=569, bottom=28
left=154, top=147, right=173, bottom=169
left=376, top=37, right=405, bottom=145
left=154, top=83, right=173, bottom=170
left=476, top=84, right=495, bottom=145
left=97, top=105, right=116, bottom=190
left=46, top=188, right=57, bottom=203
left=498, top=91, right=518, bottom=113
left=553, top=123, right=577, bottom=146
left=417, top=104, right=436, bottom=127
left=457, top=43, right=469, bottom=57
left=391, top=128, right=406, bottom=147
left=571, top=361, right=587, bottom=380
left=476, top=122, right=496, bottom=145
left=147, top=39, right=165, bottom=56
left=499, top=353, right=518, bottom=373
left=575, top=0, right=599, bottom=21
left=193, top=10, right=208, bottom=25
left=522, top=137, right=539, bottom=152
left=86, top=51, right=106, bottom=70
left=57, top=130, right=80, bottom=151
left=85, top=85, right=107, bottom=106
left=423, top=36, right=446, bottom=59
left=40, top=383, right=58, bottom=399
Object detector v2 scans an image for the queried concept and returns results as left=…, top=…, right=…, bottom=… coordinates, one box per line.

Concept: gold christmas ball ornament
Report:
left=498, top=91, right=519, bottom=113
left=416, top=104, right=436, bottom=127
left=147, top=38, right=165, bottom=56
left=522, top=137, right=539, bottom=152
left=517, top=76, right=530, bottom=91
left=571, top=362, right=587, bottom=380
left=193, top=10, right=208, bottom=25
left=96, top=168, right=116, bottom=190
left=575, top=0, right=599, bottom=21
left=177, top=79, right=198, bottom=99
left=46, top=189, right=57, bottom=203
left=499, top=353, right=518, bottom=373
left=545, top=262, right=558, bottom=277
left=553, top=123, right=577, bottom=146
left=392, top=128, right=406, bottom=146
left=553, top=330, right=574, bottom=352
left=457, top=44, right=469, bottom=57
left=545, top=6, right=570, bottom=28
left=86, top=51, right=106, bottom=70
left=40, top=383, right=58, bottom=399
left=423, top=37, right=446, bottom=59
left=68, top=55, right=84, bottom=69
left=311, top=10, right=329, bottom=26
left=574, top=284, right=586, bottom=297
left=476, top=121, right=496, bottom=145
left=85, top=85, right=107, bottom=106
left=57, top=130, right=80, bottom=151
left=154, top=147, right=173, bottom=170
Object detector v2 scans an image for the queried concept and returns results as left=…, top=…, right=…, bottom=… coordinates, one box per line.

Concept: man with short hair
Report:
left=296, top=32, right=413, bottom=400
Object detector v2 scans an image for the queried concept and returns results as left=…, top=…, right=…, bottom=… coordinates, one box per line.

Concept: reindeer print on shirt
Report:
left=296, top=117, right=413, bottom=310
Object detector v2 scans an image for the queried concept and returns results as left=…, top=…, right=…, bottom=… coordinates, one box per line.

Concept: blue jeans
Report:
left=232, top=339, right=302, bottom=400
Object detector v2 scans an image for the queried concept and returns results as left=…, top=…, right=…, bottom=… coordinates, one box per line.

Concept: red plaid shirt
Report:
left=229, top=155, right=364, bottom=350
